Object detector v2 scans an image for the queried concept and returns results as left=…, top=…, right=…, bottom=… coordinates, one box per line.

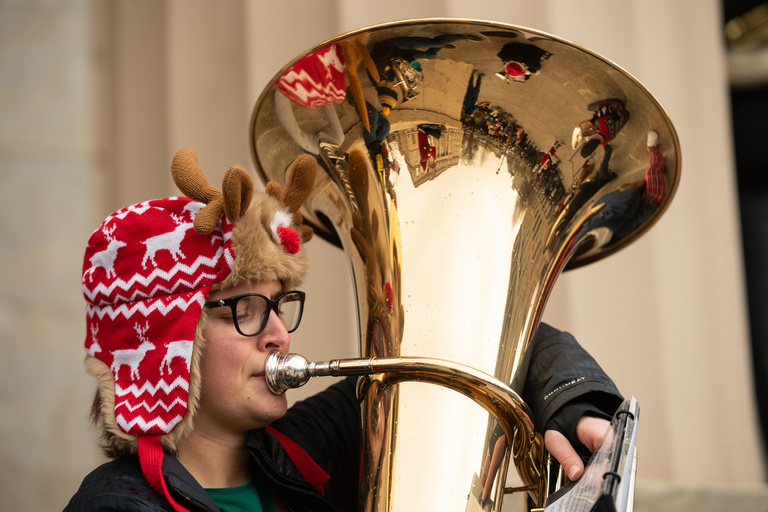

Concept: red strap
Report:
left=137, top=436, right=189, bottom=512
left=266, top=426, right=330, bottom=496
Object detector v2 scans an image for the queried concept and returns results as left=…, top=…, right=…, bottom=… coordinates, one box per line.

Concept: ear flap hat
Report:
left=81, top=149, right=316, bottom=508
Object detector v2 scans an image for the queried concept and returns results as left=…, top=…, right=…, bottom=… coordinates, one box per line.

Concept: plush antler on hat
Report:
left=171, top=148, right=254, bottom=234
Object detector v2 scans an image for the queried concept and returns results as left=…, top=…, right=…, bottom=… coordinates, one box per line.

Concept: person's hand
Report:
left=544, top=415, right=611, bottom=481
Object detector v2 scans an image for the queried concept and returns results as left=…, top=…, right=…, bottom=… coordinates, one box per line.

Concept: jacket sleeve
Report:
left=523, top=322, right=623, bottom=446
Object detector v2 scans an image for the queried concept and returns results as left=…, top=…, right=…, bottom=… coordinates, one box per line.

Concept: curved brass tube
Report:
left=266, top=350, right=545, bottom=499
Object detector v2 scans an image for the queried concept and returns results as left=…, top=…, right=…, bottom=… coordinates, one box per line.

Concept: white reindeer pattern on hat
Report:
left=160, top=339, right=193, bottom=375
left=141, top=212, right=194, bottom=269
left=84, top=224, right=126, bottom=282
left=86, top=324, right=101, bottom=356
left=110, top=323, right=155, bottom=381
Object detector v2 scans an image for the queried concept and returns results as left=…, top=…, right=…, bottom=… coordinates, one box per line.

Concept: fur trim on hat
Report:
left=219, top=193, right=308, bottom=291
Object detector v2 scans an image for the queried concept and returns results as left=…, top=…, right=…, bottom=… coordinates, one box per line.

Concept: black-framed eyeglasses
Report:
left=204, top=290, right=305, bottom=337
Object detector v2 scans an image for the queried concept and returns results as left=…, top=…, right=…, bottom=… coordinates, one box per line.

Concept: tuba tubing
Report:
left=266, top=349, right=547, bottom=501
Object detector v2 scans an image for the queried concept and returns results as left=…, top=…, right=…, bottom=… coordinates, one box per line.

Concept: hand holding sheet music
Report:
left=545, top=398, right=639, bottom=512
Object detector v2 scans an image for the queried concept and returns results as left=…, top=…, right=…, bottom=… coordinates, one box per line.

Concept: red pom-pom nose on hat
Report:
left=277, top=226, right=300, bottom=254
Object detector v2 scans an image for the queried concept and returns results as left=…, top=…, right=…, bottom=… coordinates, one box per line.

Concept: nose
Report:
left=258, top=309, right=290, bottom=352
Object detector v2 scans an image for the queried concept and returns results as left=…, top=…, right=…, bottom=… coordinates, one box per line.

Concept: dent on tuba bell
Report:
left=250, top=19, right=679, bottom=512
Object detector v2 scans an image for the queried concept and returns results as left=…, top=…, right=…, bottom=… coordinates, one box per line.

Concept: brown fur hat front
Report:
left=220, top=192, right=307, bottom=291
left=173, top=147, right=317, bottom=291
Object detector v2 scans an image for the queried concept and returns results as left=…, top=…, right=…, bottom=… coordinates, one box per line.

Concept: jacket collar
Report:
left=162, top=451, right=219, bottom=511
left=247, top=428, right=328, bottom=498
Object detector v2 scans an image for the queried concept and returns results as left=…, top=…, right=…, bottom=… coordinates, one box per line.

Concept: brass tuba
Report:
left=250, top=19, right=679, bottom=511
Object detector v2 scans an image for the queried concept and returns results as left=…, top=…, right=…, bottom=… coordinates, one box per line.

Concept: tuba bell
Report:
left=250, top=19, right=679, bottom=512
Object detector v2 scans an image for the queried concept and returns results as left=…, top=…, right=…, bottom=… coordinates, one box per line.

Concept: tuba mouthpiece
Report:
left=265, top=350, right=312, bottom=394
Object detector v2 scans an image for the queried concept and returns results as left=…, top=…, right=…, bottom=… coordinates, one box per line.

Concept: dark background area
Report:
left=723, top=0, right=768, bottom=472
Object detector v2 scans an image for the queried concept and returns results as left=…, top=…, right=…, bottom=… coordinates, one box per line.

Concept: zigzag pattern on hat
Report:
left=121, top=397, right=187, bottom=413
left=115, top=377, right=189, bottom=397
left=115, top=376, right=190, bottom=398
left=83, top=199, right=233, bottom=307
left=114, top=377, right=191, bottom=433
left=86, top=290, right=206, bottom=321
left=117, top=414, right=185, bottom=435
left=84, top=255, right=228, bottom=305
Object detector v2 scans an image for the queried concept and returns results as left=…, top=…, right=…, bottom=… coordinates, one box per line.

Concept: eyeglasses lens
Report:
left=234, top=296, right=267, bottom=336
left=233, top=293, right=303, bottom=335
left=277, top=293, right=302, bottom=332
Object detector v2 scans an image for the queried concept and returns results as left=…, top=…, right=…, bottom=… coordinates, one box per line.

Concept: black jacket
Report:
left=63, top=377, right=359, bottom=512
left=64, top=323, right=621, bottom=512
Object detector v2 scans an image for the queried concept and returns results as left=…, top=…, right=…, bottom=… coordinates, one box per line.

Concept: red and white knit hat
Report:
left=83, top=195, right=234, bottom=436
left=82, top=149, right=316, bottom=509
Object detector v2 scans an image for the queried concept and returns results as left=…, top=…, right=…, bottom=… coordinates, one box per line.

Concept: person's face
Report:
left=196, top=279, right=291, bottom=436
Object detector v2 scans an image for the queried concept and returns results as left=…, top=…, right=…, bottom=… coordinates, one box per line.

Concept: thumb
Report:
left=544, top=429, right=584, bottom=481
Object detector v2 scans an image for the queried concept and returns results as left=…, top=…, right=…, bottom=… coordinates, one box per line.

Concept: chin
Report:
left=257, top=393, right=289, bottom=425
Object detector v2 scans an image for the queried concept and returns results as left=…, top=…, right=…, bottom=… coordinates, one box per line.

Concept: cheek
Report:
left=199, top=332, right=248, bottom=389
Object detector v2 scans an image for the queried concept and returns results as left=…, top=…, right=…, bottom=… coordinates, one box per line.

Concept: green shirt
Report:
left=205, top=474, right=275, bottom=512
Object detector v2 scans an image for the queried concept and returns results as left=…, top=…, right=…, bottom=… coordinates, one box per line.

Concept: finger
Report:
left=576, top=415, right=612, bottom=453
left=544, top=429, right=584, bottom=481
